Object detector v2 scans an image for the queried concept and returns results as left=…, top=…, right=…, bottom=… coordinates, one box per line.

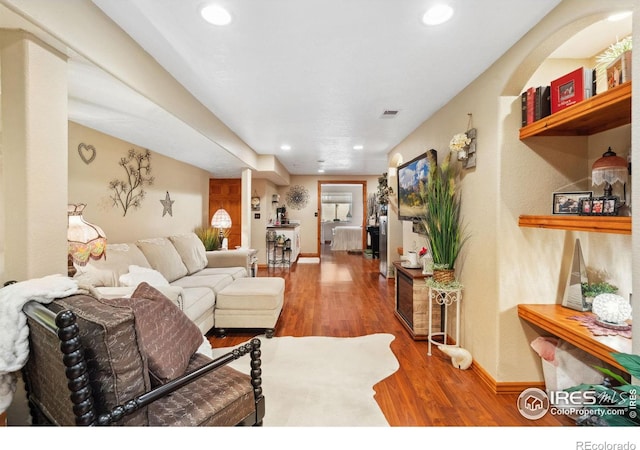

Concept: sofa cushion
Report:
left=181, top=287, right=216, bottom=326
left=171, top=273, right=234, bottom=294
left=216, top=277, right=285, bottom=310
left=193, top=266, right=248, bottom=280
left=119, top=265, right=170, bottom=287
left=169, top=233, right=208, bottom=275
left=136, top=238, right=188, bottom=283
left=74, top=243, right=151, bottom=287
left=104, top=283, right=204, bottom=386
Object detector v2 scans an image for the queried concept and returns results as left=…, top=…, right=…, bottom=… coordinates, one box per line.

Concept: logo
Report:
left=517, top=388, right=549, bottom=420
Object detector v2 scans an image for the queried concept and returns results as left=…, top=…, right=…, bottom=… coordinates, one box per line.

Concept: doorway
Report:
left=316, top=181, right=367, bottom=256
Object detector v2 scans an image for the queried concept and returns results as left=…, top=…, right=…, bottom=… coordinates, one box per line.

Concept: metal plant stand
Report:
left=427, top=286, right=462, bottom=356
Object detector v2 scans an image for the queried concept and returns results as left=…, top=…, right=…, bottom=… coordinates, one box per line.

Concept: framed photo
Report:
left=582, top=196, right=619, bottom=216
left=552, top=191, right=592, bottom=215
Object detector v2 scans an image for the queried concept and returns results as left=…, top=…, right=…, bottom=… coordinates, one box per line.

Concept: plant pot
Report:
left=433, top=268, right=455, bottom=284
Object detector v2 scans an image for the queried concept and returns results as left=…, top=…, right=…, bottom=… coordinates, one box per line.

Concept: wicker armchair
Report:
left=21, top=292, right=264, bottom=426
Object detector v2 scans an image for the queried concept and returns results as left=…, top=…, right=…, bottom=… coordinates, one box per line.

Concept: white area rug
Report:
left=297, top=257, right=320, bottom=264
left=211, top=333, right=399, bottom=426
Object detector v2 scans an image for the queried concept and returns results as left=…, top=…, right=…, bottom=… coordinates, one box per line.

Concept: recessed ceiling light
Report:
left=318, top=169, right=325, bottom=173
left=607, top=11, right=631, bottom=22
left=353, top=145, right=364, bottom=150
left=280, top=144, right=291, bottom=151
left=201, top=4, right=232, bottom=26
left=422, top=4, right=454, bottom=26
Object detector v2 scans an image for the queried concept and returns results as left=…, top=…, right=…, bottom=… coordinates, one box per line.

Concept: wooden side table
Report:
left=427, top=286, right=462, bottom=356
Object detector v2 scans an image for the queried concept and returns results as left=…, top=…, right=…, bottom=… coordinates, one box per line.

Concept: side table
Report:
left=427, top=286, right=462, bottom=356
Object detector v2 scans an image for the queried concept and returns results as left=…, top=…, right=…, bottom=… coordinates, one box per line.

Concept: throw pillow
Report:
left=119, top=265, right=170, bottom=287
left=169, top=233, right=208, bottom=275
left=112, top=282, right=204, bottom=385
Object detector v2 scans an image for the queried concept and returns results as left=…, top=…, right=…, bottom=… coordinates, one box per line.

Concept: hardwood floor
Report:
left=207, top=244, right=573, bottom=427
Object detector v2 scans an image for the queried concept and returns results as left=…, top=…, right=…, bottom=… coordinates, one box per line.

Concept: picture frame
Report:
left=552, top=191, right=592, bottom=215
left=581, top=196, right=619, bottom=216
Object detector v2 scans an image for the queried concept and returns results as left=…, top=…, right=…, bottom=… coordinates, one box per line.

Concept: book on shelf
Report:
left=550, top=67, right=593, bottom=114
left=534, top=85, right=550, bottom=121
left=520, top=85, right=550, bottom=126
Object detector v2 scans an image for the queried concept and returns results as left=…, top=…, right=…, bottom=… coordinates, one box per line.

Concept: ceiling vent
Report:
left=381, top=110, right=399, bottom=118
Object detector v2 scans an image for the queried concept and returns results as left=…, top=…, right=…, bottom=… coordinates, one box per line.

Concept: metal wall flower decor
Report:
left=449, top=113, right=477, bottom=169
left=285, top=184, right=310, bottom=210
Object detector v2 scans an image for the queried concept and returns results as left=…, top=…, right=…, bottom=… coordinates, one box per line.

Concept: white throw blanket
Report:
left=0, top=275, right=79, bottom=413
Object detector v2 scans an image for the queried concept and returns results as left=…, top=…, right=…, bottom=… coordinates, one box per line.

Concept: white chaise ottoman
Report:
left=214, top=277, right=285, bottom=338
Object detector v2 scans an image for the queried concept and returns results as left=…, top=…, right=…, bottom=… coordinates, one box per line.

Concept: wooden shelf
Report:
left=518, top=304, right=631, bottom=373
left=518, top=215, right=631, bottom=234
left=519, top=81, right=631, bottom=139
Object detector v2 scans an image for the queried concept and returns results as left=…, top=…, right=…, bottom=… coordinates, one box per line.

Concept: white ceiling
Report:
left=2, top=1, right=633, bottom=179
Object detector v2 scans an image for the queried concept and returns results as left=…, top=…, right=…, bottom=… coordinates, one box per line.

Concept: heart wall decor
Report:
left=78, top=143, right=96, bottom=164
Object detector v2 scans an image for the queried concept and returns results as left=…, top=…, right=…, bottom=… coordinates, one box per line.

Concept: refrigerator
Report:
left=379, top=215, right=388, bottom=277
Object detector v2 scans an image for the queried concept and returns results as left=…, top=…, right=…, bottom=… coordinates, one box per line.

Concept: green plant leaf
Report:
left=593, top=365, right=629, bottom=386
left=612, top=353, right=640, bottom=380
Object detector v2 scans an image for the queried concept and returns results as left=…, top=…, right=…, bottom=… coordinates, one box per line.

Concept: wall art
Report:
left=78, top=143, right=96, bottom=164
left=108, top=148, right=154, bottom=216
left=286, top=184, right=310, bottom=210
left=161, top=191, right=174, bottom=217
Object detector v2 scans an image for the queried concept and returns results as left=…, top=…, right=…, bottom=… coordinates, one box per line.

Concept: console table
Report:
left=393, top=261, right=440, bottom=340
left=517, top=304, right=632, bottom=373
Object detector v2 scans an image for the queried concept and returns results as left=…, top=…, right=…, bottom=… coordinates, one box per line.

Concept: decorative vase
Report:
left=433, top=268, right=455, bottom=284
left=421, top=255, right=433, bottom=275
left=266, top=230, right=277, bottom=242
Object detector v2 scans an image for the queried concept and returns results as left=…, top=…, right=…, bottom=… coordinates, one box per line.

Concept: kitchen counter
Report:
left=267, top=224, right=300, bottom=229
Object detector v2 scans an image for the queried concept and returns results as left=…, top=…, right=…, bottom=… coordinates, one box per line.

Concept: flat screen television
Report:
left=396, top=149, right=437, bottom=221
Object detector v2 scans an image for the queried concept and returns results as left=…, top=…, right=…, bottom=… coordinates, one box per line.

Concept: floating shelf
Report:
left=518, top=215, right=631, bottom=235
left=519, top=82, right=631, bottom=139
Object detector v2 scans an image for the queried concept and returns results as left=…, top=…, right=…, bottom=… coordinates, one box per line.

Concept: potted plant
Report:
left=581, top=281, right=618, bottom=309
left=194, top=226, right=220, bottom=251
left=419, top=151, right=469, bottom=284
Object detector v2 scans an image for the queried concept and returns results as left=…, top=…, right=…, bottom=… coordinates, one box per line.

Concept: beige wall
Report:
left=68, top=121, right=211, bottom=243
left=389, top=0, right=638, bottom=383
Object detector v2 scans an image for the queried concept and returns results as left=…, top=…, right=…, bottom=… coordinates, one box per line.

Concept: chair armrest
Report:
left=96, top=338, right=264, bottom=426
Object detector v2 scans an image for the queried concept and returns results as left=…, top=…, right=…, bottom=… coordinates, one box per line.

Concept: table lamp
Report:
left=68, top=203, right=107, bottom=276
left=211, top=208, right=232, bottom=250
left=592, top=147, right=628, bottom=197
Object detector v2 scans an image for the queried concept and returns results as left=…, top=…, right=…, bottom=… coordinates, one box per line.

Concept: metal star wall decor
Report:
left=285, top=184, right=310, bottom=210
left=160, top=191, right=174, bottom=217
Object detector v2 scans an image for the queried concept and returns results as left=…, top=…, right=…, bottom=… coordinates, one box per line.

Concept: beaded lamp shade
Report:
left=211, top=208, right=232, bottom=229
left=592, top=147, right=628, bottom=196
left=68, top=203, right=107, bottom=266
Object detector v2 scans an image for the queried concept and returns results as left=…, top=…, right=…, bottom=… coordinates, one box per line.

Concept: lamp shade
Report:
left=211, top=208, right=232, bottom=229
left=592, top=147, right=628, bottom=187
left=68, top=203, right=107, bottom=266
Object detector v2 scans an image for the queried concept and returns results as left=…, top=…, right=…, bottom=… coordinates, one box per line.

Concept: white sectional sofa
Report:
left=73, top=232, right=253, bottom=334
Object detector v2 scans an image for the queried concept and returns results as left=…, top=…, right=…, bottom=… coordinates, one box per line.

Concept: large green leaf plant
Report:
left=566, top=352, right=640, bottom=426
left=419, top=151, right=469, bottom=271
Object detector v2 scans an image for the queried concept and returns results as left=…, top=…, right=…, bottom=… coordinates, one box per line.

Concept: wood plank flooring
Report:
left=207, top=245, right=573, bottom=427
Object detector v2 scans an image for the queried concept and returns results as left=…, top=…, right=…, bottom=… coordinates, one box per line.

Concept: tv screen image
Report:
left=397, top=149, right=437, bottom=221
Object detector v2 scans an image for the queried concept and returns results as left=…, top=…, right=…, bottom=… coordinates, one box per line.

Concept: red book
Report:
left=526, top=87, right=535, bottom=124
left=550, top=67, right=593, bottom=114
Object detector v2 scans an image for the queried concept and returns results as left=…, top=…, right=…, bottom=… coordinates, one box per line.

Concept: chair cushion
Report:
left=148, top=353, right=255, bottom=426
left=136, top=238, right=188, bottom=283
left=105, top=283, right=203, bottom=386
left=50, top=294, right=151, bottom=425
left=169, top=233, right=208, bottom=274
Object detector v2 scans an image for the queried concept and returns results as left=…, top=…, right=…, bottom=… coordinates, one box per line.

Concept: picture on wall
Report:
left=552, top=191, right=591, bottom=215
left=397, top=149, right=437, bottom=221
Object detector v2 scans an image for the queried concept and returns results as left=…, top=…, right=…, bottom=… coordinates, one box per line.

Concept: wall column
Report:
left=241, top=168, right=252, bottom=248
left=0, top=31, right=68, bottom=282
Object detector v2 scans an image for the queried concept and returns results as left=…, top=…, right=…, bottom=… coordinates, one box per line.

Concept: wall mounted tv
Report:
left=396, top=149, right=437, bottom=221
